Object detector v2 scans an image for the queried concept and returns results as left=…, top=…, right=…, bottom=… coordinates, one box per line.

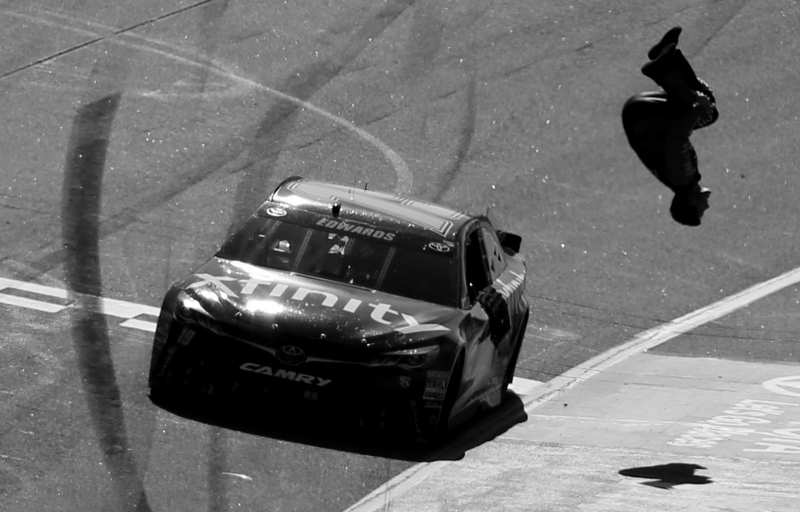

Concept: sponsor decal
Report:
left=423, top=378, right=448, bottom=401
left=495, top=270, right=525, bottom=299
left=426, top=370, right=451, bottom=380
left=668, top=398, right=800, bottom=454
left=286, top=181, right=465, bottom=235
left=240, top=363, right=332, bottom=387
left=314, top=218, right=396, bottom=242
left=763, top=375, right=800, bottom=398
left=266, top=206, right=288, bottom=217
left=423, top=370, right=450, bottom=400
left=191, top=273, right=450, bottom=334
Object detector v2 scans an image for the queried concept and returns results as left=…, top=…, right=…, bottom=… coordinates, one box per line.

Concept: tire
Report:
left=432, top=352, right=464, bottom=441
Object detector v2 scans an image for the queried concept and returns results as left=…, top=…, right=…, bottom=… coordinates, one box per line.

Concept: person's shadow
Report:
left=619, top=463, right=712, bottom=489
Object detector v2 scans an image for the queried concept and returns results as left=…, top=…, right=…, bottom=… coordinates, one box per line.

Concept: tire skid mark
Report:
left=18, top=69, right=255, bottom=102
left=187, top=4, right=235, bottom=505
left=7, top=4, right=414, bottom=509
left=397, top=0, right=480, bottom=204
left=399, top=0, right=443, bottom=85
left=190, top=0, right=231, bottom=94
left=208, top=426, right=229, bottom=512
left=2, top=3, right=410, bottom=183
left=62, top=92, right=152, bottom=512
left=433, top=72, right=477, bottom=203
left=228, top=0, right=418, bottom=233
left=10, top=3, right=411, bottom=275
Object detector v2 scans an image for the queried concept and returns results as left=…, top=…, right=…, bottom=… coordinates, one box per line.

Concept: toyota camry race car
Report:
left=148, top=177, right=529, bottom=440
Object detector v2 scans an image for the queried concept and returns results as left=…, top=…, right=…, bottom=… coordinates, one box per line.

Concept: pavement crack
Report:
left=0, top=0, right=219, bottom=81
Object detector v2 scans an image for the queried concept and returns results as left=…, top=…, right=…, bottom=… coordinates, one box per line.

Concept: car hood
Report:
left=175, top=258, right=461, bottom=351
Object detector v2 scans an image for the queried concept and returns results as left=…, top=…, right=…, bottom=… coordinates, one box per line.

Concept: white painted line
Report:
left=507, top=377, right=543, bottom=396
left=554, top=265, right=800, bottom=387
left=763, top=375, right=800, bottom=398
left=0, top=294, right=67, bottom=314
left=221, top=472, right=253, bottom=481
left=0, top=276, right=159, bottom=334
left=344, top=265, right=800, bottom=512
left=101, top=298, right=161, bottom=320
left=0, top=276, right=70, bottom=313
left=120, top=319, right=158, bottom=333
left=4, top=258, right=795, bottom=511
left=0, top=277, right=69, bottom=299
left=351, top=460, right=452, bottom=512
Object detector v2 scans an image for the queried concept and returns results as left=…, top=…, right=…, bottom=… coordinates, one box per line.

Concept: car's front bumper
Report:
left=149, top=315, right=453, bottom=437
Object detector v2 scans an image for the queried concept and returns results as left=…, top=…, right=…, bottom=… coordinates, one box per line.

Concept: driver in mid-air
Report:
left=622, top=27, right=719, bottom=226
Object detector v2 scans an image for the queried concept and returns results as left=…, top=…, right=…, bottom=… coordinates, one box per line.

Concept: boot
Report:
left=671, top=50, right=719, bottom=127
left=644, top=47, right=719, bottom=127
left=647, top=26, right=682, bottom=60
left=641, top=45, right=701, bottom=105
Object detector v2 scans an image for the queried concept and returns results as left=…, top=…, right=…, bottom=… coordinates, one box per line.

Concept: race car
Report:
left=148, top=177, right=529, bottom=440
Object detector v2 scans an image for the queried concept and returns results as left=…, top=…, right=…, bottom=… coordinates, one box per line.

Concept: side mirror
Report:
left=496, top=231, right=522, bottom=254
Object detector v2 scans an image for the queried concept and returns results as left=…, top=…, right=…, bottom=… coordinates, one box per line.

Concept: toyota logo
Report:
left=265, top=206, right=288, bottom=217
left=427, top=241, right=451, bottom=253
left=277, top=345, right=306, bottom=366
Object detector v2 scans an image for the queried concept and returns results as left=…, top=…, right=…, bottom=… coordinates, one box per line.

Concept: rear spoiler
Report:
left=484, top=208, right=521, bottom=254
left=270, top=176, right=303, bottom=200
left=496, top=231, right=522, bottom=254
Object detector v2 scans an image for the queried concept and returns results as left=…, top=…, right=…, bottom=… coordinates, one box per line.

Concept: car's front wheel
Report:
left=431, top=352, right=464, bottom=441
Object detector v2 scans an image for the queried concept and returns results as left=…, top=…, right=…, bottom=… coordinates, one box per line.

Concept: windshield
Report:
left=217, top=216, right=457, bottom=307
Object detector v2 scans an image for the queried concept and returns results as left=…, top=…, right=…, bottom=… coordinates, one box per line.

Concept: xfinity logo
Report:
left=192, top=273, right=450, bottom=334
left=240, top=363, right=332, bottom=387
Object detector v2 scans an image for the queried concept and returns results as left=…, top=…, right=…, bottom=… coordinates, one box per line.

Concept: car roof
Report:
left=265, top=178, right=474, bottom=241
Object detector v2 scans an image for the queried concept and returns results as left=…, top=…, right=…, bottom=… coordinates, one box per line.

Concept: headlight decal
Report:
left=368, top=345, right=440, bottom=369
left=396, top=313, right=449, bottom=334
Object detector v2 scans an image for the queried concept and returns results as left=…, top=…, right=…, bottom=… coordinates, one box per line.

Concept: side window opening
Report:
left=218, top=215, right=458, bottom=307
left=464, top=228, right=491, bottom=303
left=480, top=225, right=507, bottom=281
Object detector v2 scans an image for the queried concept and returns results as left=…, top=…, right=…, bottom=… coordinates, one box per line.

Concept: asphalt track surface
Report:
left=1, top=0, right=799, bottom=511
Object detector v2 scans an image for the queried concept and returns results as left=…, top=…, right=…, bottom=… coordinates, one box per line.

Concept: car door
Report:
left=479, top=223, right=516, bottom=338
left=478, top=222, right=521, bottom=364
left=457, top=224, right=502, bottom=407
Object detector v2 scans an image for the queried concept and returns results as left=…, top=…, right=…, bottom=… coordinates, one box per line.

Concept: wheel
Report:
left=431, top=352, right=464, bottom=441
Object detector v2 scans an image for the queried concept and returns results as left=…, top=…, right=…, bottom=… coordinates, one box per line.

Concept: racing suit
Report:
left=621, top=40, right=718, bottom=195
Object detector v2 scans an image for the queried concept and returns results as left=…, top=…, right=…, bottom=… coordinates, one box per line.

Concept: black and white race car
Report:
left=149, top=177, right=529, bottom=440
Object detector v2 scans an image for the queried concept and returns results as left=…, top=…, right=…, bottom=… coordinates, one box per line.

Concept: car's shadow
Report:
left=150, top=391, right=528, bottom=462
